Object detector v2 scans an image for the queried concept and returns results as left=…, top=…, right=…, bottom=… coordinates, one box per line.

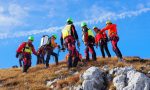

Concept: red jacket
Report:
left=95, top=32, right=107, bottom=45
left=101, top=24, right=118, bottom=37
left=16, top=42, right=37, bottom=55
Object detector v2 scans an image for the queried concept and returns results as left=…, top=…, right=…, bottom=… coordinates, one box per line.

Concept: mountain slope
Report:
left=0, top=57, right=150, bottom=90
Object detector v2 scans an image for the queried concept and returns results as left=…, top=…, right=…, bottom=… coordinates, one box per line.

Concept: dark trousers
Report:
left=37, top=55, right=45, bottom=65
left=111, top=36, right=122, bottom=59
left=68, top=50, right=79, bottom=68
left=85, top=44, right=96, bottom=61
left=19, top=59, right=22, bottom=67
left=45, top=51, right=58, bottom=67
left=99, top=41, right=111, bottom=58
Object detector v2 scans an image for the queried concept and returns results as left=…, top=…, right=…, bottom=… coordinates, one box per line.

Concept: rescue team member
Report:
left=93, top=26, right=111, bottom=58
left=16, top=36, right=37, bottom=73
left=81, top=22, right=96, bottom=61
left=101, top=20, right=123, bottom=62
left=60, top=18, right=80, bottom=69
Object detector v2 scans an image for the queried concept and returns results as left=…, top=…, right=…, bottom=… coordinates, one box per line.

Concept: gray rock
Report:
left=112, top=67, right=150, bottom=90
left=81, top=66, right=105, bottom=90
left=113, top=74, right=126, bottom=90
left=102, top=65, right=109, bottom=71
left=74, top=85, right=83, bottom=90
left=109, top=66, right=134, bottom=75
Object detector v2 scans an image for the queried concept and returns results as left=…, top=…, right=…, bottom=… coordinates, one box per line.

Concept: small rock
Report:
left=74, top=85, right=83, bottom=90
left=102, top=65, right=109, bottom=71
left=46, top=79, right=59, bottom=87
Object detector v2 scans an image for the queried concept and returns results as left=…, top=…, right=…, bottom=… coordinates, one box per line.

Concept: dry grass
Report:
left=0, top=57, right=149, bottom=90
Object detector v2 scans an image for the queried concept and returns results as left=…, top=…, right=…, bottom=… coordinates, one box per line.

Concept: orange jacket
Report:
left=50, top=38, right=58, bottom=48
left=101, top=24, right=117, bottom=37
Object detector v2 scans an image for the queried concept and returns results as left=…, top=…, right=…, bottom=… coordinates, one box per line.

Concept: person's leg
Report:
left=45, top=51, right=51, bottom=68
left=36, top=55, right=40, bottom=65
left=103, top=42, right=111, bottom=58
left=85, top=46, right=89, bottom=61
left=68, top=50, right=73, bottom=69
left=23, top=57, right=28, bottom=73
left=42, top=55, right=45, bottom=64
left=19, top=59, right=22, bottom=67
left=99, top=42, right=105, bottom=58
left=51, top=52, right=58, bottom=65
left=89, top=44, right=96, bottom=61
left=111, top=36, right=122, bottom=59
left=73, top=57, right=79, bottom=67
left=26, top=54, right=31, bottom=72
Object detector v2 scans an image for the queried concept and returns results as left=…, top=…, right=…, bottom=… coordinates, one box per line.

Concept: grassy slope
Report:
left=0, top=57, right=150, bottom=90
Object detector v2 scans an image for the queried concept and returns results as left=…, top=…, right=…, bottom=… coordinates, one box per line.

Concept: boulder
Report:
left=81, top=66, right=105, bottom=90
left=112, top=67, right=150, bottom=90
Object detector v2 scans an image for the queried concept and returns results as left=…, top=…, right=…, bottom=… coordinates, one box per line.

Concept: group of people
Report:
left=16, top=18, right=123, bottom=73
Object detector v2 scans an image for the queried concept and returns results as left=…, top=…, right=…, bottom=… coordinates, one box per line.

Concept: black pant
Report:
left=19, top=59, right=22, bottom=67
left=99, top=41, right=111, bottom=58
left=85, top=43, right=96, bottom=61
left=45, top=51, right=58, bottom=67
left=68, top=50, right=79, bottom=68
left=37, top=55, right=45, bottom=65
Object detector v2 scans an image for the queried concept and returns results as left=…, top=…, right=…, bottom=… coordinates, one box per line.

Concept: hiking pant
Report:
left=23, top=54, right=31, bottom=73
left=85, top=43, right=96, bottom=61
left=110, top=36, right=122, bottom=59
left=99, top=40, right=111, bottom=58
left=19, top=59, right=22, bottom=67
left=37, top=55, right=45, bottom=65
left=68, top=50, right=79, bottom=68
left=64, top=36, right=79, bottom=68
left=45, top=50, right=58, bottom=67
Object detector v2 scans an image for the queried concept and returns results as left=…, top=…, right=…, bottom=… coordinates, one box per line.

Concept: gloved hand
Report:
left=16, top=52, right=20, bottom=58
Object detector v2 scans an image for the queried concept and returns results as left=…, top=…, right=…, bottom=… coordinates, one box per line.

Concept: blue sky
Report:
left=0, top=0, right=150, bottom=68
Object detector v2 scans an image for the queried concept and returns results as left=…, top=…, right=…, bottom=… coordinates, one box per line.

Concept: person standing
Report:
left=101, top=20, right=123, bottom=61
left=93, top=26, right=111, bottom=58
left=60, top=18, right=80, bottom=69
left=45, top=34, right=60, bottom=68
left=16, top=36, right=37, bottom=73
left=81, top=22, right=96, bottom=61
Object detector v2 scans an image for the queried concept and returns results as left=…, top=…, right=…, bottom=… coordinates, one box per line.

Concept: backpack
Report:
left=40, top=35, right=49, bottom=47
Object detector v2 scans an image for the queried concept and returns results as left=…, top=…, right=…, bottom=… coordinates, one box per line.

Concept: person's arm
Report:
left=71, top=25, right=80, bottom=47
left=71, top=25, right=78, bottom=40
left=31, top=44, right=37, bottom=55
left=101, top=25, right=110, bottom=33
left=16, top=42, right=26, bottom=53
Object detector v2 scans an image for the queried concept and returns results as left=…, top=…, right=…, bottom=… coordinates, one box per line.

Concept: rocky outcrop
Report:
left=80, top=66, right=106, bottom=90
left=110, top=67, right=150, bottom=90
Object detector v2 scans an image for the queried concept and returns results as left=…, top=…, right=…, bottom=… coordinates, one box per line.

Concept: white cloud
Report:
left=0, top=3, right=29, bottom=32
left=0, top=7, right=150, bottom=39
left=0, top=6, right=4, bottom=13
left=8, top=4, right=28, bottom=18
